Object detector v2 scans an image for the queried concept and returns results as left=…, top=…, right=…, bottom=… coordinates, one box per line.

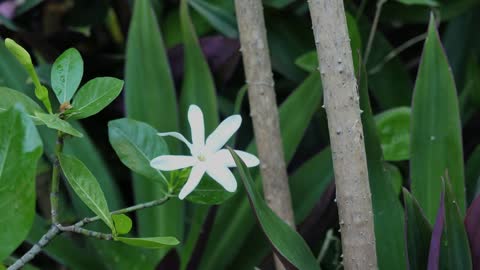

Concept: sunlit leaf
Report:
left=34, top=112, right=83, bottom=137
left=113, top=214, right=133, bottom=235
left=375, top=107, right=411, bottom=161
left=51, top=48, right=83, bottom=103
left=115, top=237, right=180, bottom=249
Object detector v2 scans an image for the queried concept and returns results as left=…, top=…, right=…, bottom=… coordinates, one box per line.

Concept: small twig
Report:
left=50, top=132, right=65, bottom=225
left=8, top=226, right=60, bottom=270
left=369, top=32, right=427, bottom=75
left=364, top=0, right=387, bottom=66
left=7, top=196, right=170, bottom=269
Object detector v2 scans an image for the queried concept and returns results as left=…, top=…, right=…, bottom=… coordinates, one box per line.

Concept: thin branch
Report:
left=7, top=196, right=170, bottom=270
left=364, top=0, right=387, bottom=66
left=50, top=132, right=65, bottom=225
left=368, top=32, right=427, bottom=75
left=8, top=226, right=60, bottom=270
left=234, top=1, right=296, bottom=269
left=307, top=0, right=378, bottom=269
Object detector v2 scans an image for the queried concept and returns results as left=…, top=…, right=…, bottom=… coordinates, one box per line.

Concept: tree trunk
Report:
left=307, top=0, right=378, bottom=269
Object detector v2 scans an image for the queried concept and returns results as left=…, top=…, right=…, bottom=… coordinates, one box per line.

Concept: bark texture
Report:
left=234, top=1, right=295, bottom=269
left=307, top=0, right=378, bottom=269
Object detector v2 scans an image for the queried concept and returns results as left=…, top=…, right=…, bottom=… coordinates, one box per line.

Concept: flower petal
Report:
left=150, top=155, right=196, bottom=171
left=206, top=164, right=237, bottom=192
left=179, top=165, right=206, bottom=200
left=205, top=115, right=242, bottom=151
left=212, top=149, right=260, bottom=168
left=158, top=132, right=192, bottom=149
left=188, top=105, right=205, bottom=148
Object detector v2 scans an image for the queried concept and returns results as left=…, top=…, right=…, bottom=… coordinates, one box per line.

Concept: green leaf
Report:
left=68, top=77, right=123, bottom=119
left=108, top=118, right=169, bottom=191
left=51, top=48, right=84, bottom=103
left=263, top=0, right=294, bottom=9
left=403, top=188, right=432, bottom=270
left=385, top=163, right=403, bottom=197
left=440, top=178, right=472, bottom=269
left=374, top=107, right=411, bottom=161
left=113, top=214, right=133, bottom=235
left=173, top=170, right=235, bottom=204
left=179, top=0, right=219, bottom=134
left=410, top=15, right=465, bottom=223
left=34, top=112, right=83, bottom=137
left=228, top=148, right=320, bottom=270
left=0, top=105, right=43, bottom=261
left=359, top=66, right=408, bottom=270
left=125, top=0, right=182, bottom=260
left=395, top=0, right=438, bottom=6
left=0, top=87, right=43, bottom=118
left=115, top=237, right=180, bottom=249
left=59, top=154, right=114, bottom=232
left=189, top=0, right=238, bottom=38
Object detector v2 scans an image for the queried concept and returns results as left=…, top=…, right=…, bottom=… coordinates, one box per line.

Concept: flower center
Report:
left=197, top=154, right=207, bottom=162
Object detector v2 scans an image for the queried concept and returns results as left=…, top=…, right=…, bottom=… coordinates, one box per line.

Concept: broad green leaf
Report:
left=4, top=39, right=52, bottom=113
left=0, top=86, right=43, bottom=119
left=410, top=16, right=465, bottom=223
left=403, top=188, right=432, bottom=270
left=199, top=72, right=322, bottom=270
left=51, top=48, right=84, bottom=103
left=395, top=0, right=438, bottom=6
left=466, top=144, right=480, bottom=204
left=0, top=106, right=43, bottom=261
left=108, top=118, right=169, bottom=191
left=179, top=0, right=219, bottom=134
left=374, top=107, right=411, bottom=161
left=125, top=0, right=182, bottom=261
left=34, top=112, right=83, bottom=137
left=440, top=179, right=472, bottom=269
left=359, top=66, right=407, bottom=270
left=68, top=77, right=124, bottom=119
left=115, top=237, right=180, bottom=249
left=228, top=148, right=320, bottom=270
left=113, top=214, right=133, bottom=235
left=59, top=154, right=114, bottom=232
left=189, top=0, right=238, bottom=38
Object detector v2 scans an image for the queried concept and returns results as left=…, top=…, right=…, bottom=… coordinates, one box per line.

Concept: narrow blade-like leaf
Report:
left=465, top=195, right=480, bottom=270
left=115, top=237, right=180, bottom=249
left=410, top=15, right=465, bottom=222
left=228, top=148, right=320, bottom=270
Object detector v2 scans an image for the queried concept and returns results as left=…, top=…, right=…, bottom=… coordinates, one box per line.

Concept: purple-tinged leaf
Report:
left=168, top=35, right=240, bottom=84
left=427, top=192, right=444, bottom=270
left=465, top=195, right=480, bottom=270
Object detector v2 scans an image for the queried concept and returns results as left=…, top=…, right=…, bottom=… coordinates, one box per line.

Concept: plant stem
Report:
left=364, top=0, right=387, bottom=66
left=7, top=226, right=60, bottom=270
left=7, top=196, right=170, bottom=270
left=307, top=0, right=378, bottom=269
left=73, top=196, right=170, bottom=227
left=50, top=131, right=65, bottom=225
left=234, top=1, right=296, bottom=269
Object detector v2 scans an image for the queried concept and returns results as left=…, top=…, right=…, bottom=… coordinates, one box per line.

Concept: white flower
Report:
left=150, top=104, right=260, bottom=200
